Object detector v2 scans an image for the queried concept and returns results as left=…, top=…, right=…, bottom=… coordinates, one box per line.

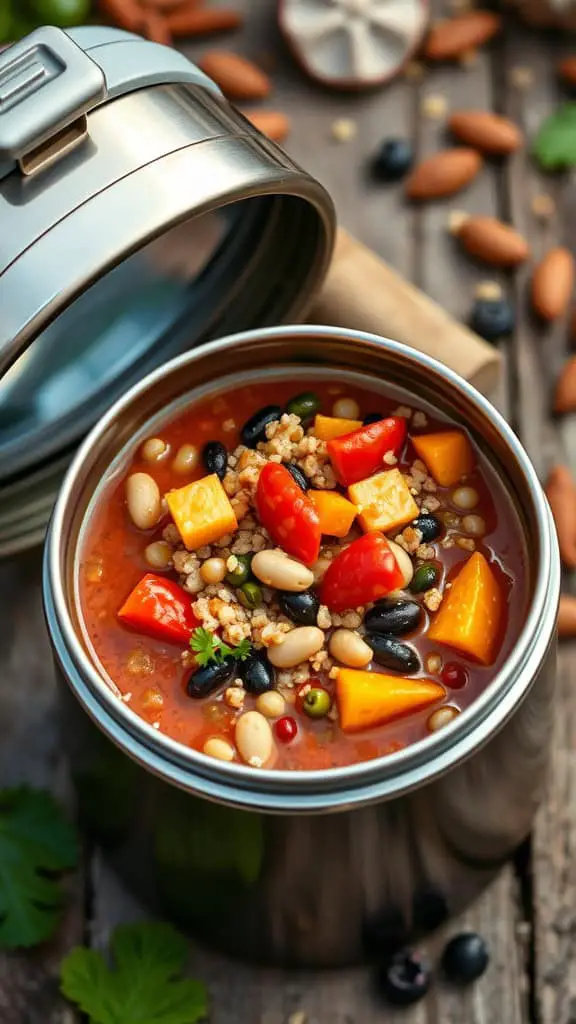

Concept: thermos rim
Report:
left=44, top=326, right=560, bottom=814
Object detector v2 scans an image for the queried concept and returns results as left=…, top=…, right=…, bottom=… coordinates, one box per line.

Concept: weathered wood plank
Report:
left=0, top=551, right=82, bottom=1024
left=501, top=25, right=576, bottom=1024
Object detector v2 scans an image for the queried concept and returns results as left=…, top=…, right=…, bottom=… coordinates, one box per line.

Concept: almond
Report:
left=531, top=247, right=575, bottom=321
left=423, top=12, right=502, bottom=61
left=545, top=465, right=576, bottom=568
left=98, top=0, right=143, bottom=32
left=168, top=9, right=244, bottom=38
left=457, top=216, right=530, bottom=267
left=243, top=110, right=291, bottom=143
left=198, top=51, right=271, bottom=100
left=448, top=111, right=523, bottom=155
left=558, top=594, right=576, bottom=638
left=553, top=355, right=576, bottom=414
left=141, top=10, right=173, bottom=45
left=558, top=56, right=576, bottom=87
left=405, top=148, right=482, bottom=200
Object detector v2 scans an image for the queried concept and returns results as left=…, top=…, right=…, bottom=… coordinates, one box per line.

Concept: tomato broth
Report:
left=77, top=376, right=527, bottom=772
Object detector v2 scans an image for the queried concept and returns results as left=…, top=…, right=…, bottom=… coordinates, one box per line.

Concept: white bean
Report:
left=141, top=437, right=168, bottom=462
left=427, top=706, right=460, bottom=732
left=235, top=711, right=274, bottom=767
left=256, top=690, right=286, bottom=718
left=387, top=539, right=414, bottom=588
left=329, top=629, right=372, bottom=668
left=145, top=541, right=173, bottom=570
left=267, top=627, right=325, bottom=668
left=332, top=397, right=360, bottom=420
left=462, top=514, right=486, bottom=537
left=203, top=737, right=235, bottom=762
left=251, top=550, right=314, bottom=592
left=200, top=557, right=227, bottom=584
left=126, top=472, right=161, bottom=530
left=172, top=443, right=200, bottom=475
left=452, top=486, right=479, bottom=510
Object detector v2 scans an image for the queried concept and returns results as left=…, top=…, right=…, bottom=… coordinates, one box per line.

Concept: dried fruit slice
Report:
left=279, top=0, right=429, bottom=90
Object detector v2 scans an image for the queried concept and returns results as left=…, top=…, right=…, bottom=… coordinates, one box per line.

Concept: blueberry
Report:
left=372, top=139, right=414, bottom=182
left=441, top=932, right=490, bottom=986
left=376, top=949, right=431, bottom=1007
left=363, top=412, right=384, bottom=425
left=470, top=298, right=515, bottom=342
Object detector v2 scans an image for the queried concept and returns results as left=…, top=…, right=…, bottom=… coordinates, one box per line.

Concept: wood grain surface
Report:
left=0, top=2, right=574, bottom=1021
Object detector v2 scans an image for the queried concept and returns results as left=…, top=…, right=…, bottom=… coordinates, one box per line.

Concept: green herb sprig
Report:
left=190, top=627, right=251, bottom=667
left=60, top=920, right=208, bottom=1024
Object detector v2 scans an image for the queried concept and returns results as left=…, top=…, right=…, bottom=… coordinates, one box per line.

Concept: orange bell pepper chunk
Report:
left=166, top=474, right=237, bottom=551
left=336, top=668, right=445, bottom=733
left=309, top=490, right=357, bottom=538
left=411, top=430, right=474, bottom=487
left=313, top=414, right=362, bottom=441
left=428, top=551, right=503, bottom=665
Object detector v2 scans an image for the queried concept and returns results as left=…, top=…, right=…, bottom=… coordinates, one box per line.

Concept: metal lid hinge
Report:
left=0, top=26, right=107, bottom=177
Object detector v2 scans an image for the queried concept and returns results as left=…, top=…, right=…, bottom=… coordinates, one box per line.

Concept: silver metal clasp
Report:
left=0, top=26, right=107, bottom=176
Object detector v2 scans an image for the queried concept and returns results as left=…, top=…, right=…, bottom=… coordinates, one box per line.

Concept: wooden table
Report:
left=1, top=3, right=575, bottom=1021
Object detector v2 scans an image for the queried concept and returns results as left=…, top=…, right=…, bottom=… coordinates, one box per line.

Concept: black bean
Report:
left=286, top=391, right=321, bottom=424
left=365, top=634, right=421, bottom=674
left=202, top=441, right=228, bottom=480
left=285, top=462, right=309, bottom=491
left=277, top=589, right=320, bottom=626
left=186, top=657, right=236, bottom=698
left=240, top=406, right=282, bottom=448
left=239, top=651, right=275, bottom=695
left=441, top=933, right=490, bottom=986
left=365, top=600, right=423, bottom=637
left=412, top=513, right=442, bottom=543
left=363, top=412, right=384, bottom=426
left=376, top=950, right=431, bottom=1007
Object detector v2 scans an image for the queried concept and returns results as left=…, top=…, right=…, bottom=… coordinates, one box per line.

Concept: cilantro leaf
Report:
left=190, top=628, right=251, bottom=666
left=60, top=921, right=208, bottom=1024
left=0, top=787, right=78, bottom=949
left=533, top=102, right=576, bottom=170
left=189, top=627, right=220, bottom=666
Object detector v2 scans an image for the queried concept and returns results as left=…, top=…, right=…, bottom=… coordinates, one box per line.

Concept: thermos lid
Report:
left=0, top=25, right=335, bottom=554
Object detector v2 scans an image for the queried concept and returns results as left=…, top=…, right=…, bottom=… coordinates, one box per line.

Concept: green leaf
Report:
left=60, top=921, right=208, bottom=1024
left=0, top=787, right=78, bottom=949
left=533, top=103, right=576, bottom=170
left=190, top=627, right=252, bottom=666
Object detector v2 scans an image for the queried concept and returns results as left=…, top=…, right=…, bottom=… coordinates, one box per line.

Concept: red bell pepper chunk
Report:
left=118, top=574, right=199, bottom=645
left=327, top=417, right=407, bottom=486
left=256, top=463, right=321, bottom=566
left=320, top=533, right=405, bottom=612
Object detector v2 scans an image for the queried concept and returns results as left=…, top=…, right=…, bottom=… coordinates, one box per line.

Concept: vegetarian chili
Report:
left=77, top=378, right=527, bottom=771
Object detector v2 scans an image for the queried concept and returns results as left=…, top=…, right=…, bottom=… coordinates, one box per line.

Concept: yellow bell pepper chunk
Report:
left=166, top=474, right=238, bottom=551
left=348, top=469, right=419, bottom=534
left=314, top=414, right=362, bottom=441
left=337, top=668, right=445, bottom=733
left=411, top=430, right=474, bottom=487
left=428, top=551, right=503, bottom=665
left=309, top=490, right=357, bottom=538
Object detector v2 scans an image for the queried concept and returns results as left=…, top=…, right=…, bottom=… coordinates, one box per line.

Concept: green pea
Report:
left=411, top=563, right=440, bottom=594
left=238, top=582, right=262, bottom=610
left=286, top=391, right=321, bottom=424
left=302, top=687, right=331, bottom=719
left=226, top=554, right=253, bottom=587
